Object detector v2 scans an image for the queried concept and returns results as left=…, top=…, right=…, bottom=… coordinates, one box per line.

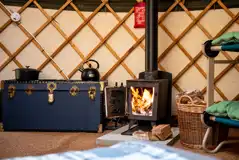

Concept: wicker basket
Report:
left=177, top=95, right=208, bottom=149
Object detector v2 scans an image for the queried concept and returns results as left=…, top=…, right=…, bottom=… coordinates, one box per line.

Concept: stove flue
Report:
left=144, top=0, right=159, bottom=78
left=139, top=0, right=172, bottom=122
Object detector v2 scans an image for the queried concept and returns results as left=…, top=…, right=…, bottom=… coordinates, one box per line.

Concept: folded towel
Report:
left=206, top=101, right=231, bottom=117
left=227, top=101, right=239, bottom=121
left=212, top=32, right=239, bottom=45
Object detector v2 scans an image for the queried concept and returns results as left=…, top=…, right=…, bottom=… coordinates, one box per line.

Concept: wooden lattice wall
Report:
left=0, top=0, right=238, bottom=107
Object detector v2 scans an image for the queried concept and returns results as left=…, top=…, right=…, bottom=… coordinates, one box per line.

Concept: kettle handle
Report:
left=83, top=59, right=100, bottom=69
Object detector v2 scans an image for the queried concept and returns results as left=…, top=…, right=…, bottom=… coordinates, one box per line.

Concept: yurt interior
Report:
left=0, top=0, right=239, bottom=160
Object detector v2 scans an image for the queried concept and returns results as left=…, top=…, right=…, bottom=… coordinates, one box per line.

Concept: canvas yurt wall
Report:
left=0, top=0, right=238, bottom=115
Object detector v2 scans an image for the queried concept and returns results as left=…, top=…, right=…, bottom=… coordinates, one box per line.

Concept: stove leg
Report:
left=128, top=120, right=137, bottom=130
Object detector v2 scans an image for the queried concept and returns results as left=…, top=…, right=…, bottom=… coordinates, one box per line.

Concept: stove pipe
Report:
left=145, top=0, right=158, bottom=72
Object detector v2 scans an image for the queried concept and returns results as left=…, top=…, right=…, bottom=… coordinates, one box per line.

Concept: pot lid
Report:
left=14, top=66, right=39, bottom=71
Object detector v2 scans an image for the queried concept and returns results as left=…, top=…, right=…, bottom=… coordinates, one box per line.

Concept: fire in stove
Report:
left=130, top=86, right=154, bottom=116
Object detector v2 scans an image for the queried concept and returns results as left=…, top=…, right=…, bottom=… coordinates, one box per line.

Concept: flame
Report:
left=130, top=86, right=154, bottom=116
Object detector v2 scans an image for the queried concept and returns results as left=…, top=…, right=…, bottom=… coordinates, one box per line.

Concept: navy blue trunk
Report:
left=2, top=80, right=107, bottom=132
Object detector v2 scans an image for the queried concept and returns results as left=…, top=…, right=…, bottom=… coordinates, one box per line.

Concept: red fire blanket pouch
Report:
left=134, top=0, right=146, bottom=28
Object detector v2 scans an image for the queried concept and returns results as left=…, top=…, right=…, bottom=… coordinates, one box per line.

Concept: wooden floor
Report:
left=0, top=130, right=239, bottom=160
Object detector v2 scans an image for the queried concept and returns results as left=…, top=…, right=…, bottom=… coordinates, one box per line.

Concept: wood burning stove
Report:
left=121, top=0, right=172, bottom=135
left=127, top=80, right=169, bottom=122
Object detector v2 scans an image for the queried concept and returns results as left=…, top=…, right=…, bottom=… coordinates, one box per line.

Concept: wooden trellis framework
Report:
left=0, top=0, right=238, bottom=101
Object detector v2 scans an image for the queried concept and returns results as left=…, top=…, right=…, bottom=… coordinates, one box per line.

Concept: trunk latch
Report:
left=8, top=85, right=16, bottom=99
left=47, top=82, right=57, bottom=104
left=25, top=85, right=33, bottom=96
left=88, top=87, right=96, bottom=100
left=70, top=85, right=80, bottom=96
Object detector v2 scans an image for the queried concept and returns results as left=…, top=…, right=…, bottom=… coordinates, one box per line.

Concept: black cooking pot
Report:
left=79, top=59, right=100, bottom=81
left=14, top=66, right=41, bottom=81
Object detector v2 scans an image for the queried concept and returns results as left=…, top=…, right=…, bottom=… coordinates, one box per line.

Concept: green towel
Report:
left=212, top=32, right=239, bottom=45
left=227, top=101, right=239, bottom=121
left=206, top=101, right=231, bottom=117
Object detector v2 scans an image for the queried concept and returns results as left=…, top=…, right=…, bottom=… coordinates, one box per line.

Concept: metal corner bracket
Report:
left=100, top=81, right=104, bottom=92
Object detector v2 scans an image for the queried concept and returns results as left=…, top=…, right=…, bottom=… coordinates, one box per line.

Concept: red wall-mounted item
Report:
left=134, top=0, right=146, bottom=28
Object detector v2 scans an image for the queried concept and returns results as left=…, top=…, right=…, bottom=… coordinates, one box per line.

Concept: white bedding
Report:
left=4, top=141, right=219, bottom=160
